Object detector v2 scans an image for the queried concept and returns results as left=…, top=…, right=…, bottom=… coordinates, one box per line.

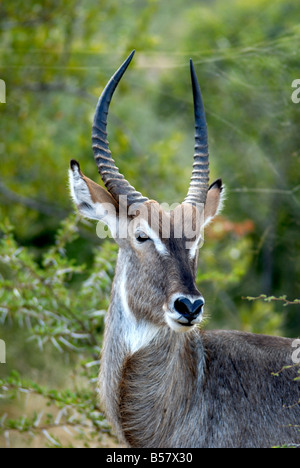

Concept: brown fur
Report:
left=69, top=166, right=300, bottom=448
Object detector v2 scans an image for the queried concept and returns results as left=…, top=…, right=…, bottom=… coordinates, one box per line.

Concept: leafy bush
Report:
left=0, top=215, right=118, bottom=447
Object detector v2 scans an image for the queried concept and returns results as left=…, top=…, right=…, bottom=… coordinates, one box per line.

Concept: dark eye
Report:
left=136, top=232, right=150, bottom=243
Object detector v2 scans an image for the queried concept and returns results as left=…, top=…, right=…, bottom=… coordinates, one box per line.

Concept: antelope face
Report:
left=69, top=51, right=224, bottom=333
left=122, top=200, right=205, bottom=332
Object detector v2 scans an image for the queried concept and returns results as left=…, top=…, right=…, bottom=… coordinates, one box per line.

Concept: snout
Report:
left=164, top=294, right=205, bottom=332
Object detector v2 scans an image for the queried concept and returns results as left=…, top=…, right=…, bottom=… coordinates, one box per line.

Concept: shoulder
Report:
left=200, top=329, right=296, bottom=366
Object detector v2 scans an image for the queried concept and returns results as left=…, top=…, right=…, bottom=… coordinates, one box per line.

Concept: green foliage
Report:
left=0, top=216, right=118, bottom=447
left=241, top=295, right=300, bottom=335
left=1, top=0, right=300, bottom=447
left=0, top=370, right=111, bottom=447
left=0, top=215, right=117, bottom=354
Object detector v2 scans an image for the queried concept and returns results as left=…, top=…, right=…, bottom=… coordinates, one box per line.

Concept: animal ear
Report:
left=204, top=179, right=224, bottom=226
left=69, top=160, right=119, bottom=233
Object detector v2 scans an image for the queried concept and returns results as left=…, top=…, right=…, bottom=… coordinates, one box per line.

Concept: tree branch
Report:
left=242, top=294, right=300, bottom=306
left=0, top=178, right=69, bottom=218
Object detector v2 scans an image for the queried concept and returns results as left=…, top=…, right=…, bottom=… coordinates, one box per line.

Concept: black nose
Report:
left=174, top=297, right=204, bottom=320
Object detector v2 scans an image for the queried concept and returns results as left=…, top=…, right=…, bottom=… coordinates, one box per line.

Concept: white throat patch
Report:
left=119, top=267, right=160, bottom=354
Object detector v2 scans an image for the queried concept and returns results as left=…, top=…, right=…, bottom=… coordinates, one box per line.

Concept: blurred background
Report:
left=0, top=0, right=299, bottom=447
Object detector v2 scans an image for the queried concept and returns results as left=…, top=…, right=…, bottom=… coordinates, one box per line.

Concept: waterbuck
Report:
left=69, top=51, right=300, bottom=448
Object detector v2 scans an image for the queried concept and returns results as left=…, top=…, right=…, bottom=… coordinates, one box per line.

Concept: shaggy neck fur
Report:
left=99, top=249, right=206, bottom=447
left=99, top=252, right=300, bottom=448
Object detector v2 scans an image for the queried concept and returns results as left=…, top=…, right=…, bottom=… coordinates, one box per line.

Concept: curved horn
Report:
left=184, top=59, right=209, bottom=206
left=92, top=50, right=148, bottom=206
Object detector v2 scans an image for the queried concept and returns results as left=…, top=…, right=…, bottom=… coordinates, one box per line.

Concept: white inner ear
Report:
left=69, top=167, right=102, bottom=220
left=203, top=185, right=225, bottom=228
left=69, top=166, right=96, bottom=217
left=68, top=166, right=118, bottom=237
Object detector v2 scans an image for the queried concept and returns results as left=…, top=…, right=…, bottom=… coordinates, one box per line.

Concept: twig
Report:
left=230, top=185, right=300, bottom=195
left=242, top=294, right=300, bottom=306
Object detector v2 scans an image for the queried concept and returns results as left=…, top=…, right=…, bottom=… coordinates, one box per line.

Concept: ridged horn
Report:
left=92, top=50, right=148, bottom=206
left=184, top=59, right=210, bottom=206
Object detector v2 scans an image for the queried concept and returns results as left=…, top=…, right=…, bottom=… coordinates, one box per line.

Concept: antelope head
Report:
left=69, top=51, right=223, bottom=333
